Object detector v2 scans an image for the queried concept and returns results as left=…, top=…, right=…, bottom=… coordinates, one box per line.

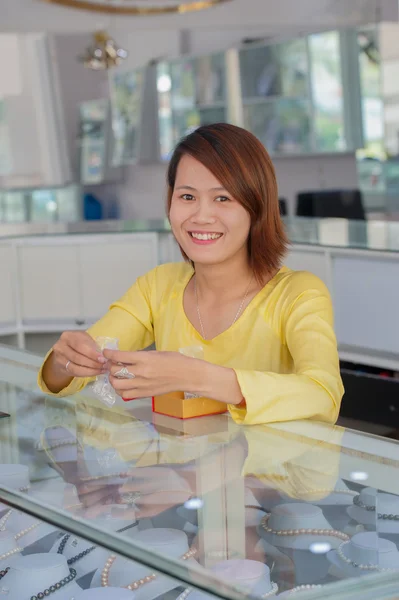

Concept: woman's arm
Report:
left=187, top=287, right=344, bottom=425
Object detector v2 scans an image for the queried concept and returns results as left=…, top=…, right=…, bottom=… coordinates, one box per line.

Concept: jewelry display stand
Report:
left=327, top=532, right=399, bottom=578
left=75, top=589, right=136, bottom=599
left=90, top=528, right=198, bottom=600
left=50, top=504, right=138, bottom=579
left=257, top=503, right=348, bottom=550
left=0, top=464, right=30, bottom=512
left=177, top=559, right=278, bottom=600
left=347, top=488, right=399, bottom=534
left=7, top=510, right=58, bottom=549
left=40, top=427, right=78, bottom=465
left=0, top=530, right=22, bottom=567
left=0, top=554, right=82, bottom=600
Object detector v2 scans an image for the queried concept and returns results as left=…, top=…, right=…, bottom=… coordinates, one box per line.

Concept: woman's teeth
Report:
left=190, top=232, right=222, bottom=240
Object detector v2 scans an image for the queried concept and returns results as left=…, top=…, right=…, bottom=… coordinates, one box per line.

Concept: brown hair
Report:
left=166, top=123, right=288, bottom=283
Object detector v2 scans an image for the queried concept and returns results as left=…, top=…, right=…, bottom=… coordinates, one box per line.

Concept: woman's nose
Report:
left=190, top=200, right=216, bottom=223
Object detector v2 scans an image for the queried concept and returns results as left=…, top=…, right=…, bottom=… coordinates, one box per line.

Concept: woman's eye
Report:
left=215, top=196, right=229, bottom=203
left=181, top=194, right=195, bottom=201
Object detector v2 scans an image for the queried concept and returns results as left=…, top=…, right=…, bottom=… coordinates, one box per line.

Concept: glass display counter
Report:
left=1, top=347, right=399, bottom=600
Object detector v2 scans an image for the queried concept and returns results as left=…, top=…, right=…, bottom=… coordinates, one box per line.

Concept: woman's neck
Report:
left=193, top=257, right=254, bottom=300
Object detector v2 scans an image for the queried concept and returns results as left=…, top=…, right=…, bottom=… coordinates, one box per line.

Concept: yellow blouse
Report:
left=38, top=262, right=344, bottom=426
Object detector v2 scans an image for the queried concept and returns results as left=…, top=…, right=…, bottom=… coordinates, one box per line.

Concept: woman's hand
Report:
left=103, top=349, right=194, bottom=399
left=51, top=331, right=107, bottom=378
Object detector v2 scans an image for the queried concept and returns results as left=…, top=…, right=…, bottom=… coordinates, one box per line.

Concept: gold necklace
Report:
left=194, top=275, right=253, bottom=340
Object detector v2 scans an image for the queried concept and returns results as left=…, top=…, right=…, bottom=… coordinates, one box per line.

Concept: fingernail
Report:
left=98, top=356, right=107, bottom=364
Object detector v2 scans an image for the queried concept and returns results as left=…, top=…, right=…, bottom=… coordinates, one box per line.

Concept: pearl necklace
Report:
left=0, top=546, right=21, bottom=561
left=80, top=471, right=130, bottom=482
left=194, top=275, right=253, bottom=340
left=0, top=511, right=12, bottom=531
left=179, top=582, right=278, bottom=600
left=15, top=521, right=42, bottom=542
left=37, top=439, right=77, bottom=451
left=336, top=541, right=399, bottom=572
left=353, top=495, right=399, bottom=520
left=57, top=534, right=96, bottom=565
left=101, top=548, right=196, bottom=590
left=286, top=585, right=322, bottom=594
left=302, top=489, right=356, bottom=497
left=0, top=510, right=42, bottom=542
left=261, top=515, right=349, bottom=541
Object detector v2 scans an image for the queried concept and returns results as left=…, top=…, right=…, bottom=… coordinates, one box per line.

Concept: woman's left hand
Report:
left=103, top=349, right=194, bottom=399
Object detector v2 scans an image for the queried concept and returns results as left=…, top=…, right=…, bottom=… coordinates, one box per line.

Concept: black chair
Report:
left=296, top=189, right=365, bottom=220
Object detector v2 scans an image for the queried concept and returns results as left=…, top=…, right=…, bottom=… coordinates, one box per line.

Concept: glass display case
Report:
left=0, top=184, right=82, bottom=224
left=2, top=346, right=399, bottom=600
left=109, top=68, right=144, bottom=166
left=78, top=100, right=110, bottom=185
left=157, top=53, right=227, bottom=161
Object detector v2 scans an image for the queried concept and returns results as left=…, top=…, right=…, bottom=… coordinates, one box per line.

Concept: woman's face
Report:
left=169, top=155, right=251, bottom=267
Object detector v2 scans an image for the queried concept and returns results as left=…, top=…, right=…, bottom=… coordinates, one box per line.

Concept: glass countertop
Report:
left=0, top=217, right=399, bottom=253
left=1, top=346, right=399, bottom=600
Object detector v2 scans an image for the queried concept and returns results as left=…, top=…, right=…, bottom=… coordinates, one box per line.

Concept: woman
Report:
left=39, top=123, right=344, bottom=425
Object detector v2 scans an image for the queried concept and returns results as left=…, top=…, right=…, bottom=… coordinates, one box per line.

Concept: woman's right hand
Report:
left=50, top=331, right=107, bottom=379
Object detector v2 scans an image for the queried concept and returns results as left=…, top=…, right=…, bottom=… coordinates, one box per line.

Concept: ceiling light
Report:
left=40, top=0, right=233, bottom=16
left=79, top=30, right=128, bottom=70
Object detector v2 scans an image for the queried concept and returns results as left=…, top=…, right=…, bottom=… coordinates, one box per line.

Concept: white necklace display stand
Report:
left=0, top=554, right=82, bottom=600
left=0, top=531, right=22, bottom=567
left=176, top=559, right=278, bottom=600
left=50, top=504, right=138, bottom=580
left=7, top=511, right=57, bottom=549
left=75, top=589, right=136, bottom=599
left=327, top=531, right=399, bottom=579
left=258, top=503, right=349, bottom=584
left=347, top=487, right=399, bottom=534
left=0, top=464, right=30, bottom=512
left=90, top=528, right=197, bottom=600
left=258, top=503, right=346, bottom=550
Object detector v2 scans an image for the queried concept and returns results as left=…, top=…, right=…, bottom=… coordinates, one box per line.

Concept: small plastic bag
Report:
left=92, top=336, right=119, bottom=407
left=179, top=345, right=204, bottom=399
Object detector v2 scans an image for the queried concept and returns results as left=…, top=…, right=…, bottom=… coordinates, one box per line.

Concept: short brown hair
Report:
left=166, top=123, right=288, bottom=283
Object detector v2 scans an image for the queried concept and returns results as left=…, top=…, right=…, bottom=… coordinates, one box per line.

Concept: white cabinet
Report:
left=18, top=242, right=80, bottom=326
left=13, top=233, right=159, bottom=332
left=0, top=244, right=17, bottom=328
left=79, top=233, right=158, bottom=322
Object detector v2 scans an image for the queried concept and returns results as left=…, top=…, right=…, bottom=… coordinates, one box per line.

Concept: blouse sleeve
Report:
left=228, top=279, right=344, bottom=426
left=37, top=274, right=155, bottom=398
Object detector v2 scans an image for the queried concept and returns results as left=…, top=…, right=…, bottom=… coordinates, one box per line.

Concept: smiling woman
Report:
left=38, top=123, right=344, bottom=426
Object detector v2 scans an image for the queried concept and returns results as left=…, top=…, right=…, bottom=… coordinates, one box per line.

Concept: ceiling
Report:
left=0, top=0, right=397, bottom=33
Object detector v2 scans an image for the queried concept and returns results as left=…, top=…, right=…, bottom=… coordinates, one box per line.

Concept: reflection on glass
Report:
left=240, top=45, right=281, bottom=99
left=110, top=69, right=143, bottom=166
left=309, top=31, right=345, bottom=152
left=279, top=39, right=308, bottom=97
left=195, top=53, right=226, bottom=105
left=243, top=98, right=311, bottom=154
left=79, top=99, right=108, bottom=184
left=157, top=56, right=227, bottom=161
left=170, top=60, right=196, bottom=111
left=357, top=27, right=383, bottom=158
left=240, top=39, right=308, bottom=100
